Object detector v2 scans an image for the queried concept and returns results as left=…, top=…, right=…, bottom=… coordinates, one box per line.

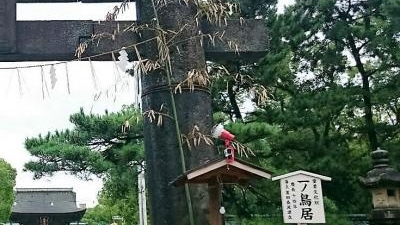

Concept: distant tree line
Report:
left=0, top=159, right=16, bottom=222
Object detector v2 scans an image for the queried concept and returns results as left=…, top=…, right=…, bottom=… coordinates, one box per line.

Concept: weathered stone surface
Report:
left=0, top=21, right=137, bottom=61
left=140, top=1, right=215, bottom=224
left=202, top=19, right=268, bottom=63
left=17, top=21, right=92, bottom=59
left=370, top=208, right=400, bottom=225
left=0, top=19, right=267, bottom=61
left=361, top=149, right=400, bottom=188
left=142, top=89, right=213, bottom=225
left=0, top=0, right=16, bottom=53
left=361, top=149, right=400, bottom=224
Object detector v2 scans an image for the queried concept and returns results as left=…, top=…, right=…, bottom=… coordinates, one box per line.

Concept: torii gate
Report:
left=0, top=1, right=267, bottom=225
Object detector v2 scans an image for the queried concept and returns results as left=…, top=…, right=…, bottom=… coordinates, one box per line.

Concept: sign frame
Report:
left=272, top=170, right=331, bottom=224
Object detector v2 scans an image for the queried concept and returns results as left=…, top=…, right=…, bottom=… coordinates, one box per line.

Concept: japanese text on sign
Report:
left=279, top=174, right=327, bottom=223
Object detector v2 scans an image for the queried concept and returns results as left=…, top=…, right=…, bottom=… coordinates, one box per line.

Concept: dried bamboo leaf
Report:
left=186, top=138, right=192, bottom=151
left=240, top=17, right=245, bottom=26
left=157, top=114, right=163, bottom=126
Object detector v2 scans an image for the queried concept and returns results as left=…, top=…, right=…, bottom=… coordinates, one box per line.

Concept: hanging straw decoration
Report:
left=112, top=52, right=122, bottom=91
left=89, top=58, right=99, bottom=90
left=108, top=52, right=119, bottom=101
left=41, top=68, right=45, bottom=99
left=17, top=69, right=23, bottom=96
left=134, top=62, right=142, bottom=109
left=49, top=65, right=57, bottom=89
left=41, top=66, right=50, bottom=99
left=65, top=63, right=71, bottom=94
left=0, top=37, right=159, bottom=99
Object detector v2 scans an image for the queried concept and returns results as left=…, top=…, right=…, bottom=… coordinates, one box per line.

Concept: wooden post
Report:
left=209, top=183, right=222, bottom=225
left=137, top=162, right=147, bottom=225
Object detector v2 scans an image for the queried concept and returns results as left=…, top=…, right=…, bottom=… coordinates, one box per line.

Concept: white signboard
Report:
left=273, top=171, right=331, bottom=224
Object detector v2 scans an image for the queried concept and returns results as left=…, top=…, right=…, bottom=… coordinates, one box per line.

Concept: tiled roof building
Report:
left=10, top=188, right=86, bottom=225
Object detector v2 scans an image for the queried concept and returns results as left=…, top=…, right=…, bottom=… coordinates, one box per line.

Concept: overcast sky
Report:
left=0, top=60, right=136, bottom=206
left=0, top=2, right=137, bottom=207
left=0, top=0, right=293, bottom=208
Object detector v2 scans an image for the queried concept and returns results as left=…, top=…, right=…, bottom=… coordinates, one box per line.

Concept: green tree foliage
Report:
left=82, top=187, right=139, bottom=225
left=257, top=0, right=399, bottom=211
left=230, top=0, right=277, bottom=18
left=25, top=105, right=143, bottom=178
left=0, top=159, right=16, bottom=222
left=24, top=105, right=144, bottom=224
left=210, top=0, right=400, bottom=223
left=263, top=0, right=400, bottom=152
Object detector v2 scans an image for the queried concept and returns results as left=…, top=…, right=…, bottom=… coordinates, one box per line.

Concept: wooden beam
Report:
left=203, top=19, right=268, bottom=63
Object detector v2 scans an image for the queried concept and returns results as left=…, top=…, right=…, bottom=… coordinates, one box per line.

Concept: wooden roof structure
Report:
left=171, top=158, right=272, bottom=225
left=171, top=158, right=272, bottom=186
left=272, top=170, right=332, bottom=181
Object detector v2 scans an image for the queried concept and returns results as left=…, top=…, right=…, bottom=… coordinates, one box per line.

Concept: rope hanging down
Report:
left=0, top=37, right=152, bottom=105
left=1, top=50, right=143, bottom=107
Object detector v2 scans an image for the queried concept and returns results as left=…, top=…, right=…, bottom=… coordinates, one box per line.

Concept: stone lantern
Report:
left=360, top=148, right=400, bottom=225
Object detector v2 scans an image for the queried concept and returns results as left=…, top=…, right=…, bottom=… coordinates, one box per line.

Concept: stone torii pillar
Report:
left=139, top=1, right=214, bottom=225
left=1, top=0, right=268, bottom=224
left=138, top=1, right=268, bottom=225
left=0, top=0, right=16, bottom=53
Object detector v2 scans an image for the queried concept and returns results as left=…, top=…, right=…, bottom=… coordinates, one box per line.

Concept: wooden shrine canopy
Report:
left=171, top=158, right=272, bottom=186
left=171, top=158, right=272, bottom=225
left=0, top=0, right=267, bottom=62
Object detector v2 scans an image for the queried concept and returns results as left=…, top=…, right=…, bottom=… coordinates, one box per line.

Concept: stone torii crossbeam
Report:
left=0, top=0, right=267, bottom=224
